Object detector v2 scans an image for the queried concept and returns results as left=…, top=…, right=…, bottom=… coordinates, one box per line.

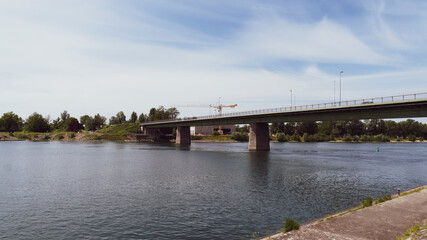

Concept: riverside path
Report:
left=260, top=186, right=427, bottom=240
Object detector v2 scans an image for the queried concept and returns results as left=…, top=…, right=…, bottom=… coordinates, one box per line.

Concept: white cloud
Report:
left=228, top=17, right=389, bottom=65
left=0, top=1, right=426, bottom=120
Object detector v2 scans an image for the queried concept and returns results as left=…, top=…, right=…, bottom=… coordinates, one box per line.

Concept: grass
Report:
left=191, top=135, right=234, bottom=141
left=400, top=187, right=424, bottom=197
left=97, top=123, right=141, bottom=135
left=324, top=187, right=425, bottom=222
left=397, top=220, right=427, bottom=240
left=361, top=196, right=373, bottom=208
left=283, top=218, right=300, bottom=233
left=374, top=195, right=392, bottom=204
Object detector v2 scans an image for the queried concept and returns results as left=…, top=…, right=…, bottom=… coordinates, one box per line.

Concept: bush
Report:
left=313, top=133, right=329, bottom=142
left=56, top=134, right=64, bottom=140
left=291, top=133, right=301, bottom=142
left=69, top=133, right=76, bottom=139
left=191, top=135, right=203, bottom=140
left=375, top=195, right=392, bottom=204
left=343, top=134, right=352, bottom=142
left=212, top=130, right=220, bottom=136
left=43, top=134, right=50, bottom=140
left=361, top=196, right=373, bottom=208
left=276, top=133, right=287, bottom=142
left=283, top=218, right=300, bottom=233
left=231, top=132, right=249, bottom=142
left=303, top=133, right=316, bottom=142
left=352, top=135, right=360, bottom=142
left=373, top=134, right=390, bottom=142
left=408, top=134, right=416, bottom=142
left=361, top=135, right=371, bottom=142
left=396, top=136, right=403, bottom=142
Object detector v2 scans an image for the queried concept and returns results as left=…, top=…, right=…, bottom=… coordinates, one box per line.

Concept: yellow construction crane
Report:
left=173, top=103, right=238, bottom=134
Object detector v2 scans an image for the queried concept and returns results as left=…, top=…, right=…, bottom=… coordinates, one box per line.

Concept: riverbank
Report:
left=260, top=185, right=427, bottom=240
left=0, top=131, right=133, bottom=142
left=1, top=131, right=426, bottom=143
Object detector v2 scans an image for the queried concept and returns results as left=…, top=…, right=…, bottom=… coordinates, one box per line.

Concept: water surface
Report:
left=1, top=141, right=426, bottom=239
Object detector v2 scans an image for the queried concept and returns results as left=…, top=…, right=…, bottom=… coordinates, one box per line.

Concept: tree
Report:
left=318, top=121, right=336, bottom=135
left=147, top=106, right=180, bottom=121
left=80, top=115, right=92, bottom=130
left=345, top=120, right=365, bottom=136
left=296, top=121, right=318, bottom=135
left=110, top=111, right=126, bottom=125
left=92, top=114, right=106, bottom=130
left=24, top=113, right=50, bottom=132
left=65, top=117, right=83, bottom=132
left=0, top=112, right=23, bottom=133
left=130, top=112, right=138, bottom=123
left=283, top=122, right=296, bottom=135
left=138, top=113, right=147, bottom=123
left=80, top=114, right=106, bottom=131
left=60, top=110, right=70, bottom=122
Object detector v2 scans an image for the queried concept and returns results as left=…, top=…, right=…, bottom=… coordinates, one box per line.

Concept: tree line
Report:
left=0, top=106, right=179, bottom=133
left=233, top=119, right=427, bottom=142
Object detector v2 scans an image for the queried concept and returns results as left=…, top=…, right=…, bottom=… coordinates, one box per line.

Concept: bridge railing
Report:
left=145, top=92, right=427, bottom=123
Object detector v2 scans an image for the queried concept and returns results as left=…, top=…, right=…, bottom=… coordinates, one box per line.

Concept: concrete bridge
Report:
left=141, top=93, right=427, bottom=151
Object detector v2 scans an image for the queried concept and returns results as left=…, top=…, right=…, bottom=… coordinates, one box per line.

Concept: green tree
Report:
left=318, top=121, right=336, bottom=135
left=345, top=120, right=365, bottom=136
left=296, top=121, right=318, bottom=135
left=138, top=113, right=147, bottom=123
left=60, top=110, right=70, bottom=122
left=147, top=106, right=180, bottom=121
left=384, top=120, right=399, bottom=137
left=65, top=117, right=83, bottom=132
left=0, top=112, right=23, bottom=133
left=92, top=114, right=106, bottom=130
left=283, top=122, right=296, bottom=135
left=80, top=115, right=92, bottom=130
left=130, top=111, right=138, bottom=123
left=110, top=111, right=126, bottom=125
left=24, top=113, right=50, bottom=132
left=235, top=124, right=250, bottom=133
left=80, top=114, right=106, bottom=131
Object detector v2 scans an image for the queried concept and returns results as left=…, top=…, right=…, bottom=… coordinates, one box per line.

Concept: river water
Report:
left=1, top=141, right=426, bottom=239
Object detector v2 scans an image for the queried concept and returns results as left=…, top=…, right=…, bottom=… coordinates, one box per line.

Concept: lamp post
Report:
left=334, top=80, right=336, bottom=105
left=290, top=90, right=293, bottom=109
left=339, top=71, right=343, bottom=106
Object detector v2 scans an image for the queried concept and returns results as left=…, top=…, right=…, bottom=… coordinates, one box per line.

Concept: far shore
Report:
left=0, top=132, right=425, bottom=143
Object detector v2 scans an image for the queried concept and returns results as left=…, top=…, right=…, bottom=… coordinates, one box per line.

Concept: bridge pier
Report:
left=248, top=123, right=270, bottom=151
left=176, top=126, right=191, bottom=145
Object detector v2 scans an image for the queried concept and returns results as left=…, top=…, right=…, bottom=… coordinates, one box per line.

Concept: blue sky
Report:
left=1, top=0, right=427, bottom=120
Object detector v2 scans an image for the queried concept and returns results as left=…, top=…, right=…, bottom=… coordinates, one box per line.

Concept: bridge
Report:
left=141, top=93, right=427, bottom=151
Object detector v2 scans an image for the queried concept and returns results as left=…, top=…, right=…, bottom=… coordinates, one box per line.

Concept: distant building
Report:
left=191, top=125, right=236, bottom=135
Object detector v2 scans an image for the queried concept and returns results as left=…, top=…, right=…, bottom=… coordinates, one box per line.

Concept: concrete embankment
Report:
left=261, top=186, right=427, bottom=240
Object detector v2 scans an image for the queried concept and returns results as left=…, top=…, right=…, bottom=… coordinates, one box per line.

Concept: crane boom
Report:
left=173, top=103, right=238, bottom=134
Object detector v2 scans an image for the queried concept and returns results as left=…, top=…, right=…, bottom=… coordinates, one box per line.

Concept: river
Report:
left=1, top=141, right=426, bottom=239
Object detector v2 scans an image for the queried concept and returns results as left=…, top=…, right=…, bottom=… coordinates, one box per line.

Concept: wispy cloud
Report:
left=0, top=0, right=426, bottom=119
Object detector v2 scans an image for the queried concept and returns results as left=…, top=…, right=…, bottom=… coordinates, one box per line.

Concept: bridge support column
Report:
left=248, top=123, right=270, bottom=151
left=176, top=126, right=191, bottom=145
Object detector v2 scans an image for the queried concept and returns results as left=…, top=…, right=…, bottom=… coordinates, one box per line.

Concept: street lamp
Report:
left=290, top=90, right=293, bottom=108
left=334, top=80, right=336, bottom=106
left=339, top=71, right=343, bottom=106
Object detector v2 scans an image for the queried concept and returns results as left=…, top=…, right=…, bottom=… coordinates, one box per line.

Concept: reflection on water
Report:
left=0, top=141, right=426, bottom=239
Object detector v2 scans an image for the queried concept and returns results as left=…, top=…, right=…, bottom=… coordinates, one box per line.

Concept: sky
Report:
left=1, top=0, right=427, bottom=121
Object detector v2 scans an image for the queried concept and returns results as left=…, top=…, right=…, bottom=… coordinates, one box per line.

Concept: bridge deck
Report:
left=142, top=98, right=427, bottom=128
